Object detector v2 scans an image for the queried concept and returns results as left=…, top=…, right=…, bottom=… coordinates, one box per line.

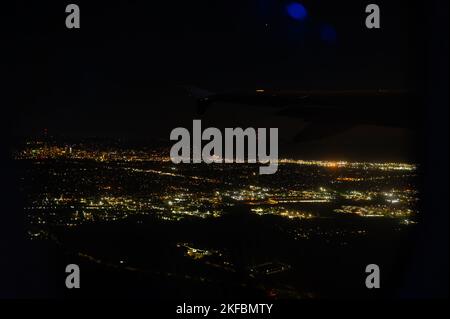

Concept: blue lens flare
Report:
left=286, top=2, right=308, bottom=21
left=320, top=24, right=337, bottom=44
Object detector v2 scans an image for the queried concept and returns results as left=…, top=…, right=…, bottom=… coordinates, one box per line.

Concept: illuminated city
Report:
left=15, top=140, right=418, bottom=225
left=13, top=138, right=420, bottom=298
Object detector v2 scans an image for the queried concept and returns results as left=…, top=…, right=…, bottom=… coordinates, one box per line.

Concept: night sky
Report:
left=10, top=0, right=423, bottom=161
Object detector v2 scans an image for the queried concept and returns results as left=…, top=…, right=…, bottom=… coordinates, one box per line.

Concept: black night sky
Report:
left=10, top=0, right=423, bottom=161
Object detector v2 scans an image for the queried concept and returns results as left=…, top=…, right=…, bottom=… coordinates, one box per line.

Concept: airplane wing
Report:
left=185, top=86, right=415, bottom=141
